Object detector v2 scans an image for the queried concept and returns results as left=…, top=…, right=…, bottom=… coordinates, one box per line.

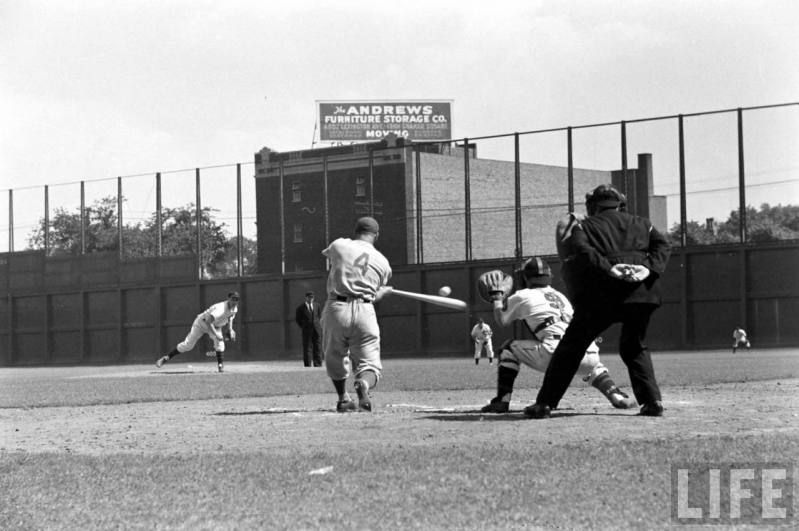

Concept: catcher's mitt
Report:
left=477, top=270, right=514, bottom=304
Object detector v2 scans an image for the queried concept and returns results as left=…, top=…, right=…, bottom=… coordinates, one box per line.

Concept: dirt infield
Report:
left=4, top=378, right=799, bottom=456
left=2, top=351, right=798, bottom=529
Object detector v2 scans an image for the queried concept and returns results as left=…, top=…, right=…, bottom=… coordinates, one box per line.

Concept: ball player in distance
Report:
left=155, top=291, right=239, bottom=373
left=477, top=257, right=636, bottom=413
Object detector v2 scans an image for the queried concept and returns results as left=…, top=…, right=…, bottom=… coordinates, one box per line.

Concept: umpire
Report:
left=526, top=184, right=672, bottom=418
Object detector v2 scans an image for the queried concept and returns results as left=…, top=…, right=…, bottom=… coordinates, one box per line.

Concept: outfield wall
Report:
left=1, top=242, right=797, bottom=366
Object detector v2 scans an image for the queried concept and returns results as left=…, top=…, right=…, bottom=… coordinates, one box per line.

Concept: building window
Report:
left=293, top=223, right=303, bottom=243
left=292, top=181, right=302, bottom=203
left=355, top=176, right=366, bottom=198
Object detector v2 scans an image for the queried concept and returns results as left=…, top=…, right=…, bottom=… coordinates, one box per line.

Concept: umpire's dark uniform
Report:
left=534, top=188, right=671, bottom=416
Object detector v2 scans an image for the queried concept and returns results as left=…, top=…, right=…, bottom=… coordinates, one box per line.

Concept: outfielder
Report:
left=477, top=257, right=636, bottom=413
left=322, top=216, right=392, bottom=412
left=471, top=318, right=494, bottom=365
left=155, top=291, right=239, bottom=373
left=732, top=326, right=751, bottom=353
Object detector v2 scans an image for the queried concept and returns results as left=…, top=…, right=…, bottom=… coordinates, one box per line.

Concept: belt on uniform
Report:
left=334, top=295, right=372, bottom=303
left=532, top=316, right=557, bottom=336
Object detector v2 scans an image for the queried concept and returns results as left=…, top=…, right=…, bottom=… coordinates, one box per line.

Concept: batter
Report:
left=321, top=216, right=392, bottom=412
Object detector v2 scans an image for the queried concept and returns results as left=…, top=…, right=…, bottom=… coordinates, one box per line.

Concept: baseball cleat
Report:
left=523, top=403, right=551, bottom=419
left=639, top=401, right=664, bottom=417
left=155, top=356, right=167, bottom=368
left=481, top=397, right=509, bottom=413
left=336, top=399, right=357, bottom=413
left=354, top=379, right=372, bottom=412
left=218, top=363, right=224, bottom=373
left=607, top=387, right=637, bottom=409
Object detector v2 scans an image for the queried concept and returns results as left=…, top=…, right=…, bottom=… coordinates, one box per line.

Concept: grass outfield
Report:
left=1, top=349, right=798, bottom=530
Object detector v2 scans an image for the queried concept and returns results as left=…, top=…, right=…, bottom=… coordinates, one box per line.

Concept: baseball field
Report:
left=2, top=348, right=797, bottom=530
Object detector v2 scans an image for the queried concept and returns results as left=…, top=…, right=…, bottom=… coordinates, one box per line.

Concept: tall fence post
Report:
left=323, top=155, right=329, bottom=267
left=368, top=149, right=375, bottom=217
left=195, top=168, right=202, bottom=279
left=236, top=164, right=243, bottom=277
left=80, top=181, right=86, bottom=254
left=567, top=126, right=574, bottom=212
left=678, top=115, right=687, bottom=247
left=156, top=173, right=162, bottom=257
left=415, top=146, right=423, bottom=264
left=117, top=177, right=123, bottom=260
left=620, top=121, right=631, bottom=214
left=279, top=160, right=286, bottom=275
left=463, top=138, right=472, bottom=261
left=44, top=185, right=49, bottom=256
left=737, top=108, right=747, bottom=243
left=514, top=133, right=522, bottom=260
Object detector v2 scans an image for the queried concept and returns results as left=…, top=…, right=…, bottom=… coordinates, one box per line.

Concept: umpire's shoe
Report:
left=481, top=397, right=510, bottom=413
left=639, top=401, right=664, bottom=417
left=354, top=379, right=372, bottom=412
left=336, top=398, right=357, bottom=413
left=523, top=403, right=551, bottom=419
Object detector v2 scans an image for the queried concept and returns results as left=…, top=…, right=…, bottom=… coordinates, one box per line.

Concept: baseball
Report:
left=438, top=286, right=452, bottom=297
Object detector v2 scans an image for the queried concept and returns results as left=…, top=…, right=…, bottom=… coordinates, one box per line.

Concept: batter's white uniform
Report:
left=321, top=237, right=392, bottom=382
left=471, top=322, right=494, bottom=361
left=176, top=301, right=237, bottom=354
left=495, top=286, right=606, bottom=384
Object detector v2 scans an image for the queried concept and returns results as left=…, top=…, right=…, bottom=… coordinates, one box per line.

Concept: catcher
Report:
left=155, top=291, right=239, bottom=373
left=477, top=257, right=636, bottom=413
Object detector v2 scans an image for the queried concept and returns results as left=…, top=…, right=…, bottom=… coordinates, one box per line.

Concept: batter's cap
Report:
left=355, top=216, right=380, bottom=234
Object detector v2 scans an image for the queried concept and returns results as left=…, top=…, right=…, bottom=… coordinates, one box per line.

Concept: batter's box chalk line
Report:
left=386, top=403, right=488, bottom=413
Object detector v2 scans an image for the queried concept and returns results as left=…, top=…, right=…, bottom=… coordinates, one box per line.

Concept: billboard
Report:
left=317, top=100, right=452, bottom=142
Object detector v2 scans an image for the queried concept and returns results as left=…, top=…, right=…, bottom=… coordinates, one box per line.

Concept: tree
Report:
left=27, top=196, right=142, bottom=254
left=668, top=203, right=799, bottom=245
left=26, top=197, right=243, bottom=277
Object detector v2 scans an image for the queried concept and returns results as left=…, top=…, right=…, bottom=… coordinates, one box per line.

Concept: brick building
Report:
left=254, top=137, right=666, bottom=274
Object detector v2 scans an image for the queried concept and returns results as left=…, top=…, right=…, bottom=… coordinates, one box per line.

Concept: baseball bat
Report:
left=382, top=286, right=468, bottom=311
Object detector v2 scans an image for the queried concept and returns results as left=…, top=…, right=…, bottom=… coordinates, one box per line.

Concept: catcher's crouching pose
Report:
left=477, top=258, right=636, bottom=413
left=155, top=291, right=239, bottom=373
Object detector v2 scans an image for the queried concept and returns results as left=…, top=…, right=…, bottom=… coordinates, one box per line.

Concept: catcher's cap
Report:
left=520, top=256, right=552, bottom=278
left=586, top=184, right=625, bottom=208
left=355, top=216, right=380, bottom=234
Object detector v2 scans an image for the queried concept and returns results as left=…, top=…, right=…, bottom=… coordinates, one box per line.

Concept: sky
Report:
left=1, top=0, right=797, bottom=246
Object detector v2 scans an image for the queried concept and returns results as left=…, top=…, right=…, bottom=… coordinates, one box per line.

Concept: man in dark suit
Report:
left=526, top=184, right=672, bottom=419
left=295, top=291, right=323, bottom=367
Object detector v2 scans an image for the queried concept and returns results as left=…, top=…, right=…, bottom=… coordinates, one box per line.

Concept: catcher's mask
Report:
left=514, top=256, right=552, bottom=288
left=585, top=184, right=626, bottom=215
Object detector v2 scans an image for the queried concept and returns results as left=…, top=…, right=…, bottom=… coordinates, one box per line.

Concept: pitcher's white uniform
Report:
left=176, top=301, right=237, bottom=354
left=321, top=237, right=392, bottom=383
left=496, top=286, right=606, bottom=384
